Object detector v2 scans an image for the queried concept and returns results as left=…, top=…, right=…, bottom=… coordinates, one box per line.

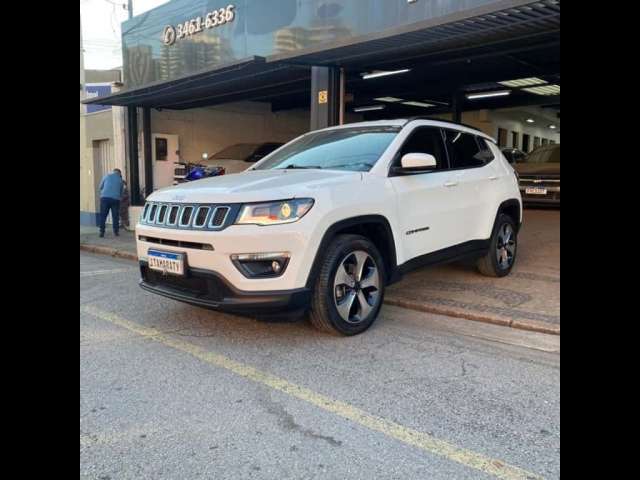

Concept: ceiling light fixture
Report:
left=402, top=101, right=435, bottom=108
left=353, top=105, right=386, bottom=112
left=498, top=77, right=547, bottom=87
left=361, top=69, right=410, bottom=80
left=548, top=124, right=557, bottom=129
left=465, top=90, right=511, bottom=100
left=374, top=97, right=404, bottom=103
left=526, top=118, right=535, bottom=123
left=522, top=84, right=560, bottom=96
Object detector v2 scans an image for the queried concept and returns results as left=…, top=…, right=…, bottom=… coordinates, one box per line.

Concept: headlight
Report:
left=235, top=198, right=314, bottom=226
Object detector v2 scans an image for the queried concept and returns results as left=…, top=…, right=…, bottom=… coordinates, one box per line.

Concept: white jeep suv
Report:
left=136, top=118, right=522, bottom=335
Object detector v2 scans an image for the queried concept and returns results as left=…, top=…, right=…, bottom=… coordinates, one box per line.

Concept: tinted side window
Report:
left=477, top=137, right=495, bottom=163
left=396, top=127, right=447, bottom=170
left=443, top=130, right=485, bottom=169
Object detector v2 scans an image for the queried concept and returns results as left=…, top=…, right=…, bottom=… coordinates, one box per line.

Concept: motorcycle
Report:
left=173, top=153, right=226, bottom=184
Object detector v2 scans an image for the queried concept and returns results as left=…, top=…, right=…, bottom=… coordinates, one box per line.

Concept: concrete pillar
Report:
left=310, top=66, right=340, bottom=131
left=142, top=107, right=153, bottom=197
left=111, top=83, right=127, bottom=175
left=451, top=90, right=463, bottom=123
left=127, top=106, right=142, bottom=205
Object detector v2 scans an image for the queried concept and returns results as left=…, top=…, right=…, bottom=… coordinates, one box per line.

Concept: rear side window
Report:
left=396, top=126, right=447, bottom=170
left=443, top=129, right=489, bottom=169
left=477, top=137, right=495, bottom=162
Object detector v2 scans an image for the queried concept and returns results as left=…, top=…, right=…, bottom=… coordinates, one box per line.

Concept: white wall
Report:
left=432, top=107, right=560, bottom=151
left=488, top=107, right=560, bottom=150
left=150, top=102, right=310, bottom=164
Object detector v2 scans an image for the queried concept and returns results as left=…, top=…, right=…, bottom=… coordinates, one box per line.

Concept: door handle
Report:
left=444, top=181, right=458, bottom=187
left=488, top=176, right=498, bottom=181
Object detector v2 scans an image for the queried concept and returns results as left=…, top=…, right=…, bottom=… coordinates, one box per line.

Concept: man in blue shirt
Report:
left=98, top=168, right=124, bottom=237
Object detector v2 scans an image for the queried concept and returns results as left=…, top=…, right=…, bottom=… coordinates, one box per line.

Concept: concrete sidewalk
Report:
left=80, top=209, right=559, bottom=334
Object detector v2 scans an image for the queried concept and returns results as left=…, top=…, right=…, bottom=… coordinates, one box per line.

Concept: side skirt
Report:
left=396, top=239, right=490, bottom=277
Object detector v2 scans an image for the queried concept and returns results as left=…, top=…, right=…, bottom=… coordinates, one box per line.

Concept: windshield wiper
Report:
left=282, top=164, right=322, bottom=169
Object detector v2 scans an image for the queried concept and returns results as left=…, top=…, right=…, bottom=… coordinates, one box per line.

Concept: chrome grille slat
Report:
left=209, top=206, right=230, bottom=228
left=141, top=202, right=232, bottom=230
left=193, top=206, right=210, bottom=228
left=157, top=205, right=168, bottom=224
left=167, top=205, right=179, bottom=225
left=179, top=206, right=194, bottom=227
left=148, top=204, right=158, bottom=223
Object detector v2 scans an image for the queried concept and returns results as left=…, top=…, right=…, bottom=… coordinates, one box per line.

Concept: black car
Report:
left=513, top=144, right=560, bottom=207
left=501, top=148, right=528, bottom=164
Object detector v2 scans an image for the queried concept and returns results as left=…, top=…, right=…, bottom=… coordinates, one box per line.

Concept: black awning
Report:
left=83, top=0, right=559, bottom=111
left=82, top=56, right=311, bottom=110
left=268, top=0, right=560, bottom=70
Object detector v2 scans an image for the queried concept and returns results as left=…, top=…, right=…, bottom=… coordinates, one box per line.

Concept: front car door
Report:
left=388, top=126, right=460, bottom=260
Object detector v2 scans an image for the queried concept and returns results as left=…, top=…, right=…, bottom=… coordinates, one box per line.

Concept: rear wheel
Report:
left=309, top=234, right=385, bottom=335
left=476, top=213, right=518, bottom=277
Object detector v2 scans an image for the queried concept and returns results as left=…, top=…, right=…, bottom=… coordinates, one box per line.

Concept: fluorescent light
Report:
left=374, top=97, right=403, bottom=102
left=522, top=84, right=560, bottom=96
left=466, top=90, right=511, bottom=100
left=499, top=77, right=547, bottom=87
left=526, top=118, right=535, bottom=123
left=361, top=69, right=410, bottom=80
left=353, top=105, right=385, bottom=112
left=402, top=101, right=435, bottom=108
left=548, top=124, right=557, bottom=129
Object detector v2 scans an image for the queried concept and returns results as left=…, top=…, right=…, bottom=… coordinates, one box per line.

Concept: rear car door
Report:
left=442, top=129, right=501, bottom=243
left=389, top=126, right=459, bottom=260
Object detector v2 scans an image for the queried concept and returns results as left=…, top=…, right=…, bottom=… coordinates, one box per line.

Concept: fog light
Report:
left=231, top=252, right=290, bottom=278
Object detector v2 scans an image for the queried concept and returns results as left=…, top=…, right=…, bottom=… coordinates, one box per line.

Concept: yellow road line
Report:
left=80, top=268, right=135, bottom=277
left=81, top=305, right=543, bottom=480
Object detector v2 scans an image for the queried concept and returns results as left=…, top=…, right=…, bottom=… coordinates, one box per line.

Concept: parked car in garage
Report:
left=204, top=142, right=284, bottom=174
left=514, top=144, right=560, bottom=206
left=501, top=147, right=527, bottom=164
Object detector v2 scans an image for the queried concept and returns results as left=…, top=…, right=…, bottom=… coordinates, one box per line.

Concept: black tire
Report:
left=476, top=213, right=518, bottom=277
left=309, top=234, right=386, bottom=336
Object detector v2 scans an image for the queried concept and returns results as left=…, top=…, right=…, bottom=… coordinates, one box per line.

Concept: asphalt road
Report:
left=80, top=252, right=560, bottom=480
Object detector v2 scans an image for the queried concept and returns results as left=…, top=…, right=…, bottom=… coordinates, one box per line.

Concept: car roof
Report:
left=315, top=118, right=496, bottom=143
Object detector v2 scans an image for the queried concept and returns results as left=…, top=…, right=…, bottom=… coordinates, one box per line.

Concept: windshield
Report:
left=522, top=145, right=560, bottom=164
left=211, top=144, right=260, bottom=160
left=253, top=127, right=400, bottom=172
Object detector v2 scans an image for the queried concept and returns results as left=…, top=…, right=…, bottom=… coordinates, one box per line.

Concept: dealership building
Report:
left=81, top=0, right=560, bottom=225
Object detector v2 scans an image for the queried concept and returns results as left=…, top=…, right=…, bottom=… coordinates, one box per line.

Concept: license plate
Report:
left=148, top=249, right=185, bottom=276
left=525, top=187, right=547, bottom=195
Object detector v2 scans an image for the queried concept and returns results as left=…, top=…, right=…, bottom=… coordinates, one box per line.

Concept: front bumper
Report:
left=139, top=261, right=312, bottom=314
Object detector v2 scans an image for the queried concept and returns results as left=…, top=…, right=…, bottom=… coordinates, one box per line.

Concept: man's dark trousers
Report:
left=99, top=197, right=121, bottom=235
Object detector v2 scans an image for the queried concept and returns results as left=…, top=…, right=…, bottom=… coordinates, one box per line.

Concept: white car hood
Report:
left=147, top=169, right=362, bottom=204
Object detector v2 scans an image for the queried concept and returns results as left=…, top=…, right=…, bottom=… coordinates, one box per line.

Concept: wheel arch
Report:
left=497, top=199, right=522, bottom=232
left=305, top=215, right=399, bottom=288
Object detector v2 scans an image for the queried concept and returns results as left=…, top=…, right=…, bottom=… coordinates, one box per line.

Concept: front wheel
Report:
left=309, top=234, right=385, bottom=336
left=476, top=213, right=518, bottom=277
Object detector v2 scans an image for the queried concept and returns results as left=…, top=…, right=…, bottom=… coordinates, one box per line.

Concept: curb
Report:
left=80, top=244, right=138, bottom=262
left=384, top=297, right=560, bottom=336
left=81, top=243, right=560, bottom=336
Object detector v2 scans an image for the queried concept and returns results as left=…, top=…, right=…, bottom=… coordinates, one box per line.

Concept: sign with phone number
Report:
left=162, top=4, right=235, bottom=45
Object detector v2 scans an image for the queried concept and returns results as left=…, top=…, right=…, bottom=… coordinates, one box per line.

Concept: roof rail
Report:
left=402, top=116, right=484, bottom=133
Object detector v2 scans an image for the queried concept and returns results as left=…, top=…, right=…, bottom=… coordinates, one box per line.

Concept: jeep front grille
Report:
left=139, top=202, right=237, bottom=231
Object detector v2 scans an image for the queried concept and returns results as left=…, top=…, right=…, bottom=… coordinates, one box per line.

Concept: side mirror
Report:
left=400, top=153, right=437, bottom=171
left=202, top=153, right=209, bottom=161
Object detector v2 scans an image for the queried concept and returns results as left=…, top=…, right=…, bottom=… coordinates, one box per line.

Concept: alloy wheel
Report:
left=496, top=223, right=516, bottom=269
left=333, top=250, right=380, bottom=323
